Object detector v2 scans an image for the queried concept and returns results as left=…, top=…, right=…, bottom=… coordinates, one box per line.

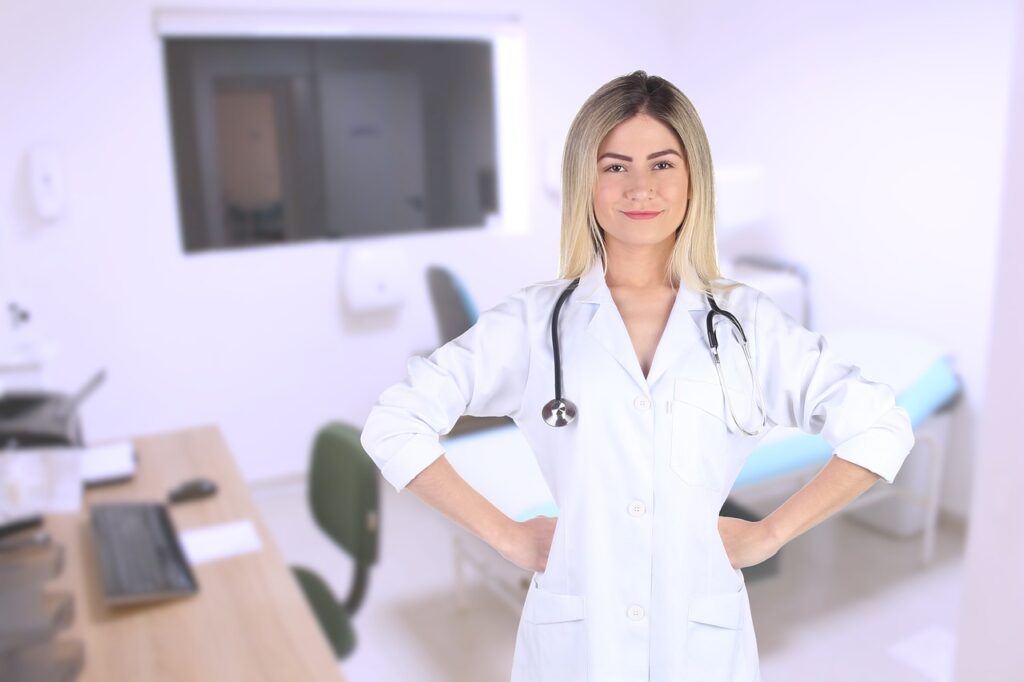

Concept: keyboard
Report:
left=90, top=502, right=198, bottom=605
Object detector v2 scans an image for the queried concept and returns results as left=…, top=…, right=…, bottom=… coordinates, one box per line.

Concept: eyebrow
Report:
left=597, top=149, right=682, bottom=162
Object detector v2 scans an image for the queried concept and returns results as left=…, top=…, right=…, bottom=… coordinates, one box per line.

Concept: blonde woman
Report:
left=360, top=70, right=914, bottom=681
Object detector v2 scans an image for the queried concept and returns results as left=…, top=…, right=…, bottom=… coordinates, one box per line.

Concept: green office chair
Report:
left=291, top=422, right=380, bottom=660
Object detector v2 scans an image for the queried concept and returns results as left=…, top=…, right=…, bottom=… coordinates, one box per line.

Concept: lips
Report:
left=623, top=211, right=661, bottom=220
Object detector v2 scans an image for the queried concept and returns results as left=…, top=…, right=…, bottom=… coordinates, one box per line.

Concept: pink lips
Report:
left=623, top=211, right=661, bottom=220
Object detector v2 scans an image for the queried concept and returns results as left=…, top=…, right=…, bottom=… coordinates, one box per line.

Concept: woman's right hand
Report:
left=496, top=515, right=558, bottom=573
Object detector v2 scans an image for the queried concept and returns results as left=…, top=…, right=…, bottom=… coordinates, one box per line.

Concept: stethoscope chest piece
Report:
left=542, top=397, right=577, bottom=427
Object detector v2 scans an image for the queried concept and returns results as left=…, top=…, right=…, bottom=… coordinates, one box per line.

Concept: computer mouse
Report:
left=168, top=477, right=218, bottom=504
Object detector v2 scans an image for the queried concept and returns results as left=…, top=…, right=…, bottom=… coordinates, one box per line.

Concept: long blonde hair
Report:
left=559, top=70, right=734, bottom=296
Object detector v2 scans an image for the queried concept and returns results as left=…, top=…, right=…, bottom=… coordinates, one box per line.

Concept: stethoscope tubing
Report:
left=550, top=279, right=579, bottom=402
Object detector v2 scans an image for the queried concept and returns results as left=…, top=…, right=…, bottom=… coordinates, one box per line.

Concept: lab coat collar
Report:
left=573, top=258, right=710, bottom=393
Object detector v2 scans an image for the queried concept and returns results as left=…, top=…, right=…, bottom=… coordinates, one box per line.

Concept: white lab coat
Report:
left=360, top=259, right=915, bottom=681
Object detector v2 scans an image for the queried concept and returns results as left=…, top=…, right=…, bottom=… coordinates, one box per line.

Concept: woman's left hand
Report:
left=717, top=516, right=782, bottom=570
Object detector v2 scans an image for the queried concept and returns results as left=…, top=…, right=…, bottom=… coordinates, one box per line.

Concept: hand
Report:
left=496, top=515, right=558, bottom=573
left=717, top=516, right=781, bottom=570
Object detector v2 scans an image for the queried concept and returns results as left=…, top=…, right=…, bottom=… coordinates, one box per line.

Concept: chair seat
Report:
left=292, top=565, right=356, bottom=660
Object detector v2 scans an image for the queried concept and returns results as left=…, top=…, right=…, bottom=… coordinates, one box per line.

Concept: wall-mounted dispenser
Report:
left=342, top=244, right=411, bottom=314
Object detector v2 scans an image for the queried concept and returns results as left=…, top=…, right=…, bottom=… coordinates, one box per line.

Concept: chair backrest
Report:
left=426, top=266, right=478, bottom=344
left=308, top=422, right=380, bottom=567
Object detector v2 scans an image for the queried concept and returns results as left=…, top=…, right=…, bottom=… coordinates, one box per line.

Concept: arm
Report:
left=762, top=455, right=880, bottom=547
left=359, top=286, right=531, bottom=493
left=405, top=454, right=514, bottom=551
left=405, top=455, right=553, bottom=571
left=359, top=287, right=550, bottom=567
left=749, top=290, right=915, bottom=550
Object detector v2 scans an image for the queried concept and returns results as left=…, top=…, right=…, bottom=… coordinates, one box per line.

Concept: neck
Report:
left=603, top=239, right=676, bottom=291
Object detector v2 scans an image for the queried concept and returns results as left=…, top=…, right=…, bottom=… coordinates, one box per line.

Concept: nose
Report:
left=626, top=183, right=655, bottom=201
left=626, top=172, right=655, bottom=201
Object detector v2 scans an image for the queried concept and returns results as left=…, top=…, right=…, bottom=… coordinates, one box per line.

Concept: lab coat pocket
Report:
left=714, top=527, right=746, bottom=592
left=686, top=583, right=746, bottom=680
left=524, top=579, right=587, bottom=681
left=669, top=379, right=731, bottom=490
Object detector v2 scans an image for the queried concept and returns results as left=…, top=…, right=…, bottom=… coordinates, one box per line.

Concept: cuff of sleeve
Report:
left=830, top=406, right=915, bottom=484
left=379, top=437, right=447, bottom=493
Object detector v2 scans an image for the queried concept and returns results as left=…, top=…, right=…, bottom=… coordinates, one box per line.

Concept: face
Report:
left=593, top=113, right=689, bottom=252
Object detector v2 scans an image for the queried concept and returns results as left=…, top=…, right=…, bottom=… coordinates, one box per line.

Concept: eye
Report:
left=654, top=160, right=674, bottom=170
left=604, top=163, right=626, bottom=173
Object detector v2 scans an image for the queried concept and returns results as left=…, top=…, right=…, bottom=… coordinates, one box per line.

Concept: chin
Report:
left=606, top=227, right=677, bottom=246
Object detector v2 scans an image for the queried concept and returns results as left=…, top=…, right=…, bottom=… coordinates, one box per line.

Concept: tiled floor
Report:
left=253, top=479, right=966, bottom=682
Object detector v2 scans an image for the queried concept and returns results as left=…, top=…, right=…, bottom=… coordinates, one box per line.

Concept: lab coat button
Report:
left=627, top=500, right=646, bottom=517
left=633, top=396, right=651, bottom=410
left=627, top=604, right=645, bottom=620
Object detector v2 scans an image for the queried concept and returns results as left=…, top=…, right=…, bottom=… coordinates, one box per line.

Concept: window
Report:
left=164, top=37, right=500, bottom=253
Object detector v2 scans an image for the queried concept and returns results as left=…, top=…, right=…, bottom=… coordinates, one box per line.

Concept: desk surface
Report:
left=47, top=425, right=342, bottom=682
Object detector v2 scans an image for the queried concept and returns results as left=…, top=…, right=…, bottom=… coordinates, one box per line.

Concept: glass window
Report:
left=164, top=38, right=499, bottom=253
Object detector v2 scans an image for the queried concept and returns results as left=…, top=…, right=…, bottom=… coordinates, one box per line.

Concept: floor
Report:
left=252, top=478, right=967, bottom=682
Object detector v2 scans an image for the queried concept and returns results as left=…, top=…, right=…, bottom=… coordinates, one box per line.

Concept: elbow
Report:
left=359, top=407, right=447, bottom=494
left=831, top=405, right=915, bottom=485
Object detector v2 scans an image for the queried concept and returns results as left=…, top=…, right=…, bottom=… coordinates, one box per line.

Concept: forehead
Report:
left=598, top=114, right=682, bottom=152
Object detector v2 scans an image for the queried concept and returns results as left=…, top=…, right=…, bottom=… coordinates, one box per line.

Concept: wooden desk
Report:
left=45, top=425, right=342, bottom=681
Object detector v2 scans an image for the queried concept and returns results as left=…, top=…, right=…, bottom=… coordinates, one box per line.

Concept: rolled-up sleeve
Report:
left=359, top=287, right=531, bottom=493
left=753, top=290, right=915, bottom=484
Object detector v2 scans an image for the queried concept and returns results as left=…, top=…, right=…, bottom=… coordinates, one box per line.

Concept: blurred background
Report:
left=0, top=0, right=1020, bottom=680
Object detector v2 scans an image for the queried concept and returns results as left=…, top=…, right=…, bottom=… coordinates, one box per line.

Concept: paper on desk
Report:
left=0, top=448, right=81, bottom=521
left=0, top=441, right=135, bottom=521
left=179, top=519, right=263, bottom=566
left=79, top=441, right=136, bottom=485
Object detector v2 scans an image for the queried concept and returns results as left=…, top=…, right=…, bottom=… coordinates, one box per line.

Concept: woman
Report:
left=360, top=71, right=914, bottom=681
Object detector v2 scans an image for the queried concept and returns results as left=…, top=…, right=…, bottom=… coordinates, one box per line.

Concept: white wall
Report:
left=954, top=1, right=1023, bottom=677
left=0, top=0, right=1015, bottom=502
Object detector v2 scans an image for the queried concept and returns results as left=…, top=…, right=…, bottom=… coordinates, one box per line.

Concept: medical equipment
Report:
left=542, top=278, right=769, bottom=436
left=704, top=294, right=769, bottom=436
left=540, top=279, right=579, bottom=427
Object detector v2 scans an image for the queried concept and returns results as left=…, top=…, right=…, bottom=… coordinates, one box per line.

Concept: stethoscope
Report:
left=541, top=277, right=769, bottom=436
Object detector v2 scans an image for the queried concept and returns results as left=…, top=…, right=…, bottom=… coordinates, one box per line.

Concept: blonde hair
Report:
left=558, top=70, right=736, bottom=296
